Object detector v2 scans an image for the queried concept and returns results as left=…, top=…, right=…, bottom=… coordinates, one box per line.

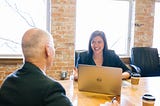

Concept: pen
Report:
left=111, top=97, right=116, bottom=103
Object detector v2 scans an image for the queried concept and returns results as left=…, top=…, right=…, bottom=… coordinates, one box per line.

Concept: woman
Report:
left=74, top=30, right=131, bottom=80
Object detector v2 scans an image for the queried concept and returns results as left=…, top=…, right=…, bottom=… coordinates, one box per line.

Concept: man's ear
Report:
left=45, top=44, right=50, bottom=57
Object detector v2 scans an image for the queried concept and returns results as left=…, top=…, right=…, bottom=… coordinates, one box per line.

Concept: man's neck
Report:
left=25, top=59, right=47, bottom=74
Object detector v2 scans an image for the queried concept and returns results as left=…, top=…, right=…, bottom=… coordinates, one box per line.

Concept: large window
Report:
left=153, top=2, right=160, bottom=54
left=76, top=0, right=132, bottom=55
left=0, top=0, right=50, bottom=57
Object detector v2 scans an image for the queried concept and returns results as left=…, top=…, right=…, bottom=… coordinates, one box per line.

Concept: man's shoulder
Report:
left=45, top=76, right=64, bottom=89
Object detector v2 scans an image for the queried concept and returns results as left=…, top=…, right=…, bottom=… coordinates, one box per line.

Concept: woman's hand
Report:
left=103, top=99, right=120, bottom=106
left=105, top=100, right=120, bottom=106
left=73, top=67, right=78, bottom=81
left=122, top=72, right=131, bottom=80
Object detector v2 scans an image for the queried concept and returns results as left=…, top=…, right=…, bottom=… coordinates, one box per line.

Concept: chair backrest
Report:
left=75, top=50, right=88, bottom=67
left=130, top=47, right=160, bottom=77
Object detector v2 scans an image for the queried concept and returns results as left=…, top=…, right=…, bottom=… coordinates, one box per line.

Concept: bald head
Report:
left=22, top=28, right=54, bottom=63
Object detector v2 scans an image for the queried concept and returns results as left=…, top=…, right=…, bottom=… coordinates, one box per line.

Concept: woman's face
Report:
left=91, top=36, right=104, bottom=55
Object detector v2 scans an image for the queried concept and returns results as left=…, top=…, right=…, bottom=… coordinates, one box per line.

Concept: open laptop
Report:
left=78, top=64, right=122, bottom=95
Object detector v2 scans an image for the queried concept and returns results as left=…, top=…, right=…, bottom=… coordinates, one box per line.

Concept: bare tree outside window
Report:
left=0, top=0, right=49, bottom=57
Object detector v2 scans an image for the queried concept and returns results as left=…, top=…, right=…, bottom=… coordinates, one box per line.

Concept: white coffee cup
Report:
left=142, top=94, right=156, bottom=106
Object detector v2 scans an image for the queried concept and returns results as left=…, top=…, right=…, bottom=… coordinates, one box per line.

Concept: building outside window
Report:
left=76, top=0, right=132, bottom=55
left=0, top=0, right=50, bottom=57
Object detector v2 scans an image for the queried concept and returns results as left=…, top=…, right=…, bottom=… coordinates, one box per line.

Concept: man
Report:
left=0, top=28, right=73, bottom=106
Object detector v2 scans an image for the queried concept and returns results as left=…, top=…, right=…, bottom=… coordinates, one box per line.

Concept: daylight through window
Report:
left=153, top=2, right=160, bottom=54
left=0, top=0, right=49, bottom=57
left=76, top=0, right=132, bottom=55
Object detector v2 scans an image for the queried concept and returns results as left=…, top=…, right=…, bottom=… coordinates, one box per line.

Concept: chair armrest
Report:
left=130, top=64, right=141, bottom=74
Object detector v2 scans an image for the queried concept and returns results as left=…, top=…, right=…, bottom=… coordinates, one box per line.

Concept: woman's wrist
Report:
left=73, top=67, right=78, bottom=81
left=122, top=72, right=130, bottom=80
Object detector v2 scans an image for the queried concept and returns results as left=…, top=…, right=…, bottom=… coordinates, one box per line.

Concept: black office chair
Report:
left=130, top=47, right=160, bottom=77
left=75, top=50, right=88, bottom=67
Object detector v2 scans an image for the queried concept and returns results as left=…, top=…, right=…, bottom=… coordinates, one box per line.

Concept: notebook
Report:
left=78, top=64, right=122, bottom=95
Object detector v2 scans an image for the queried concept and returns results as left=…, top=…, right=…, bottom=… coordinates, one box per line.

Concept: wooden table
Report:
left=58, top=77, right=160, bottom=106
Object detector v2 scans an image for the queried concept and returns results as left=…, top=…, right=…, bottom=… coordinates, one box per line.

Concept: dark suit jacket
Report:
left=0, top=62, right=73, bottom=106
left=75, top=50, right=131, bottom=74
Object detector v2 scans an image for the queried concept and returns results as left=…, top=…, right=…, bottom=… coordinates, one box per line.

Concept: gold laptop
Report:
left=78, top=64, right=122, bottom=95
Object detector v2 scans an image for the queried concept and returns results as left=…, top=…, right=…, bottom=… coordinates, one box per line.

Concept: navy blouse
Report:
left=75, top=50, right=131, bottom=75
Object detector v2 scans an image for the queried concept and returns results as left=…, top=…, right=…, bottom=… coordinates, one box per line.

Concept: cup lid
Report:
left=132, top=73, right=141, bottom=77
left=142, top=94, right=156, bottom=101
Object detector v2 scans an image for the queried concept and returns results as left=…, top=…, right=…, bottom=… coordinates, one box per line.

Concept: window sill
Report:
left=0, top=56, right=23, bottom=65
